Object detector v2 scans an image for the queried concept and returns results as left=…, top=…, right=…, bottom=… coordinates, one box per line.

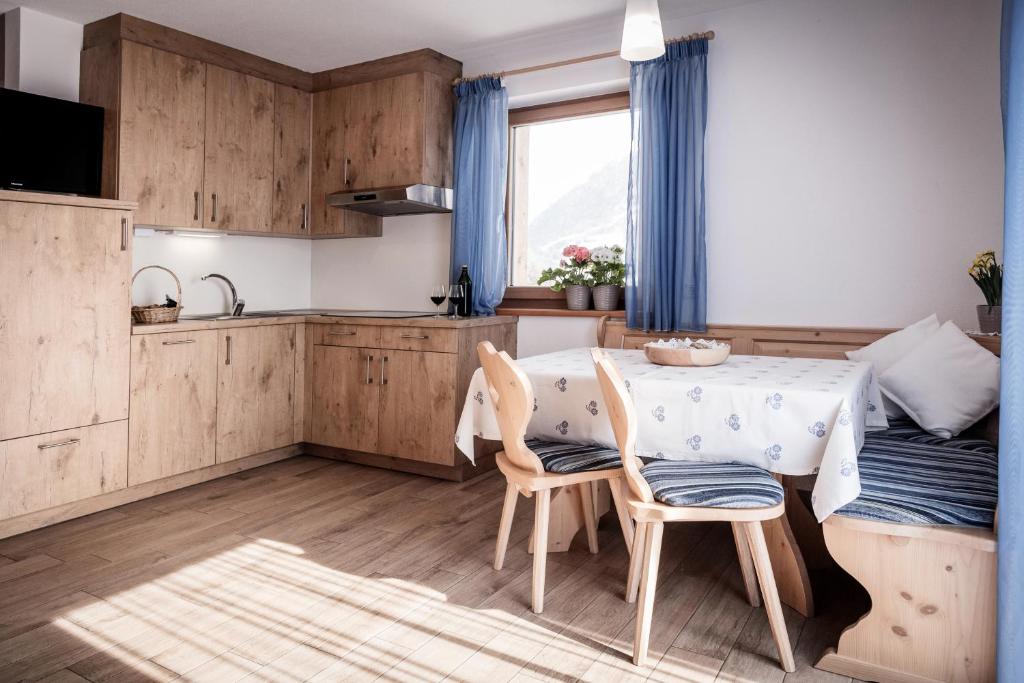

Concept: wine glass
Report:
left=430, top=284, right=447, bottom=319
left=447, top=284, right=465, bottom=320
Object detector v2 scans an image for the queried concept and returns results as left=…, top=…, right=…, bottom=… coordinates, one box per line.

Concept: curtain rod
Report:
left=452, top=30, right=715, bottom=86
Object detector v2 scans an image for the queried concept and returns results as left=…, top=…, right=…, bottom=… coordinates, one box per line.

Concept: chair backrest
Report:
left=477, top=341, right=545, bottom=475
left=590, top=348, right=654, bottom=503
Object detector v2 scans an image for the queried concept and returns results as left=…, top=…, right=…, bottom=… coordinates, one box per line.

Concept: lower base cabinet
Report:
left=0, top=420, right=129, bottom=520
left=311, top=344, right=379, bottom=453
left=129, top=330, right=218, bottom=486
left=378, top=349, right=457, bottom=465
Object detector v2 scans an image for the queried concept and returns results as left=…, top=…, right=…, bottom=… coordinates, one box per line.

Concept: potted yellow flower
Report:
left=969, top=250, right=1002, bottom=333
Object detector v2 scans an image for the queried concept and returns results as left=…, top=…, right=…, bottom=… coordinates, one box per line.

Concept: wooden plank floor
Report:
left=0, top=456, right=870, bottom=683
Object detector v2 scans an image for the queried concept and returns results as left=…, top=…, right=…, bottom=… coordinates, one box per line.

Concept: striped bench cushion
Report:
left=527, top=439, right=622, bottom=474
left=641, top=460, right=784, bottom=509
left=835, top=426, right=997, bottom=528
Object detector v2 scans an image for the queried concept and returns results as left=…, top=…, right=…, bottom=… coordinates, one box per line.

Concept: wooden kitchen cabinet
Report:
left=204, top=65, right=275, bottom=232
left=273, top=84, right=312, bottom=235
left=217, top=325, right=297, bottom=462
left=0, top=196, right=132, bottom=441
left=377, top=350, right=457, bottom=466
left=311, top=345, right=380, bottom=453
left=0, top=421, right=129, bottom=520
left=93, top=40, right=207, bottom=228
left=129, top=331, right=218, bottom=486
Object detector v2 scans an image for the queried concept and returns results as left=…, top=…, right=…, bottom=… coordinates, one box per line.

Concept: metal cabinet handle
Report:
left=344, top=158, right=351, bottom=186
left=399, top=334, right=429, bottom=340
left=38, top=438, right=80, bottom=450
left=381, top=355, right=388, bottom=385
left=225, top=335, right=232, bottom=365
left=301, top=203, right=307, bottom=231
left=120, top=218, right=128, bottom=251
left=366, top=354, right=374, bottom=384
left=162, top=339, right=196, bottom=345
left=328, top=331, right=356, bottom=337
left=194, top=191, right=200, bottom=221
left=211, top=193, right=218, bottom=222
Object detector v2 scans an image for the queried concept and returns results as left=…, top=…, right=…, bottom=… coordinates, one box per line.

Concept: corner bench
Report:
left=816, top=421, right=998, bottom=683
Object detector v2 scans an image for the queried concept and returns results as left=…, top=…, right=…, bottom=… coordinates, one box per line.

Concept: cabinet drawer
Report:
left=314, top=324, right=381, bottom=348
left=0, top=420, right=128, bottom=520
left=380, top=326, right=457, bottom=353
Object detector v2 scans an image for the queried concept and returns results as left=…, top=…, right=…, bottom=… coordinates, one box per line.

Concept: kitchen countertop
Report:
left=131, top=310, right=519, bottom=335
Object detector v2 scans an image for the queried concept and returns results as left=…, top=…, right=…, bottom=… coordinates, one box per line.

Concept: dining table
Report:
left=455, top=347, right=888, bottom=617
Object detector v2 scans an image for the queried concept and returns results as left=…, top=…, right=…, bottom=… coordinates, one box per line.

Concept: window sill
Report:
left=496, top=307, right=626, bottom=318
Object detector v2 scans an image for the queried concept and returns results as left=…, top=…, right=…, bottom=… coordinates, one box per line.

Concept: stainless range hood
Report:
left=327, top=184, right=453, bottom=216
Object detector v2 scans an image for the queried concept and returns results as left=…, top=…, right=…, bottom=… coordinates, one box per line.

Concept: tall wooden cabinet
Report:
left=273, top=84, right=312, bottom=235
left=0, top=192, right=135, bottom=525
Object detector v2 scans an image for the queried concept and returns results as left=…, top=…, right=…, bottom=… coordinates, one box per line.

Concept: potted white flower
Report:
left=590, top=245, right=625, bottom=311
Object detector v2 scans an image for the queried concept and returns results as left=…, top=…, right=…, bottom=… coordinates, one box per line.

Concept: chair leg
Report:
left=633, top=521, right=664, bottom=666
left=579, top=483, right=600, bottom=554
left=744, top=521, right=796, bottom=673
left=625, top=521, right=647, bottom=603
left=609, top=478, right=635, bottom=553
left=532, top=488, right=551, bottom=614
left=494, top=482, right=519, bottom=570
left=732, top=521, right=761, bottom=607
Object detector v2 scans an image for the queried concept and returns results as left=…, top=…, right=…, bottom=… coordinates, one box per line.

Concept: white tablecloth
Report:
left=455, top=348, right=888, bottom=521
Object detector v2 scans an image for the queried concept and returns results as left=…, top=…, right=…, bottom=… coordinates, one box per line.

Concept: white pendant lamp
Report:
left=620, top=0, right=666, bottom=61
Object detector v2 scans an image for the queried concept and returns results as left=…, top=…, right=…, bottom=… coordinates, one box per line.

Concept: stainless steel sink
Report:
left=179, top=312, right=282, bottom=321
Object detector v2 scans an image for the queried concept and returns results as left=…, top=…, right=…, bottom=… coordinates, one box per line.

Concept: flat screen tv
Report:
left=0, top=88, right=104, bottom=197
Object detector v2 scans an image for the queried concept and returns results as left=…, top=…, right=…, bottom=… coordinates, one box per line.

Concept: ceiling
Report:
left=0, top=0, right=742, bottom=72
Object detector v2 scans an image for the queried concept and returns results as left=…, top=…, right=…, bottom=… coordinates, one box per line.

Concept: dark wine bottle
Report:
left=457, top=265, right=473, bottom=317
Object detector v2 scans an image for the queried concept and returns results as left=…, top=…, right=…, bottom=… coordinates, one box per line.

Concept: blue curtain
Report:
left=450, top=77, right=508, bottom=316
left=625, top=39, right=709, bottom=332
left=1000, top=2, right=1024, bottom=680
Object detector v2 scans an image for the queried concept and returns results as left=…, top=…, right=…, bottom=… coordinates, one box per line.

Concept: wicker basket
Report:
left=131, top=265, right=183, bottom=324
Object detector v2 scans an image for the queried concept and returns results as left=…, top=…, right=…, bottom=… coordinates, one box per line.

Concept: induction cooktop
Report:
left=246, top=309, right=436, bottom=318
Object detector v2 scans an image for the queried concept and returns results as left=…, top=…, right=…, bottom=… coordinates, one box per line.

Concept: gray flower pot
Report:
left=977, top=305, right=1001, bottom=334
left=565, top=285, right=591, bottom=311
left=592, top=285, right=623, bottom=311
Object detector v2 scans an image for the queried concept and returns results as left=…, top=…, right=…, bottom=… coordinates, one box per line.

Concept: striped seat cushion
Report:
left=527, top=439, right=622, bottom=474
left=835, top=425, right=997, bottom=528
left=641, top=460, right=784, bottom=509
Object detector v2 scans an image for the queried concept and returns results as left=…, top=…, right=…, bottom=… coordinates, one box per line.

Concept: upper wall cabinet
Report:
left=113, top=41, right=207, bottom=228
left=203, top=65, right=275, bottom=232
left=80, top=14, right=461, bottom=239
left=309, top=70, right=455, bottom=237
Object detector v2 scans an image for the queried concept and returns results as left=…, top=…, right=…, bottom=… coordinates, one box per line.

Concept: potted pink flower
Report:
left=537, top=244, right=594, bottom=310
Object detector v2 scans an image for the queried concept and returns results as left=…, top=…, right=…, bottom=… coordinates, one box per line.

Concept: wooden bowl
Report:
left=644, top=342, right=731, bottom=367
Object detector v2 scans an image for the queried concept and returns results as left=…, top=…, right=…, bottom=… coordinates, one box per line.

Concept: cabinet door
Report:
left=217, top=325, right=296, bottom=462
left=204, top=65, right=275, bottom=232
left=378, top=350, right=457, bottom=465
left=129, top=331, right=218, bottom=486
left=311, top=345, right=378, bottom=452
left=0, top=202, right=130, bottom=441
left=309, top=88, right=383, bottom=238
left=341, top=74, right=425, bottom=190
left=272, top=84, right=311, bottom=235
left=0, top=421, right=128, bottom=520
left=119, top=42, right=206, bottom=228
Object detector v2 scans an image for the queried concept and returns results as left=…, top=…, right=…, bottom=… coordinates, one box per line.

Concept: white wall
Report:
left=132, top=233, right=311, bottom=316
left=3, top=7, right=81, bottom=100
left=453, top=0, right=1007, bottom=355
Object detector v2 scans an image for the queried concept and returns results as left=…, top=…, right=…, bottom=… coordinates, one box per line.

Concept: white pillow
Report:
left=846, top=314, right=940, bottom=418
left=878, top=321, right=1000, bottom=438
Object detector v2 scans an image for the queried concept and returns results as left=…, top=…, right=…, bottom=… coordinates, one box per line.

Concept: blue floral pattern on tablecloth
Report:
left=454, top=347, right=888, bottom=523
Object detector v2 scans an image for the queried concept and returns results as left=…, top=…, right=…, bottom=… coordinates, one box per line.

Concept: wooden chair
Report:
left=591, top=348, right=796, bottom=670
left=477, top=342, right=635, bottom=614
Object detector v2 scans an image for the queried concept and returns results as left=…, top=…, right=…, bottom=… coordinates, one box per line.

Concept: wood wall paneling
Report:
left=118, top=41, right=206, bottom=227
left=79, top=41, right=122, bottom=200
left=203, top=64, right=275, bottom=232
left=0, top=203, right=131, bottom=441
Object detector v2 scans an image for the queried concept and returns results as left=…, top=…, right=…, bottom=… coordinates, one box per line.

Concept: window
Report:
left=508, top=94, right=631, bottom=286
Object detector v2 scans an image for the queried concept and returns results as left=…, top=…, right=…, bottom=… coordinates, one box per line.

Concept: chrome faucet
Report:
left=201, top=273, right=245, bottom=316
